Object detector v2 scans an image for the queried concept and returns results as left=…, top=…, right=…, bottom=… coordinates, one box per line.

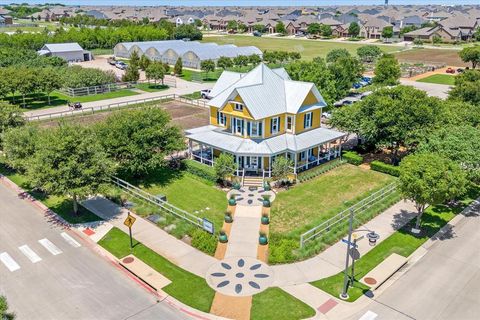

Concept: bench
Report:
left=360, top=253, right=407, bottom=290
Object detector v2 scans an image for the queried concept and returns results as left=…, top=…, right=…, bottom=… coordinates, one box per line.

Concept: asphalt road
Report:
left=0, top=182, right=189, bottom=320
left=351, top=200, right=480, bottom=320
left=400, top=79, right=451, bottom=99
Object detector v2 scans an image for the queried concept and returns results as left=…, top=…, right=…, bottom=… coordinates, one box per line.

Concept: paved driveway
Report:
left=0, top=182, right=188, bottom=320
left=400, top=79, right=451, bottom=99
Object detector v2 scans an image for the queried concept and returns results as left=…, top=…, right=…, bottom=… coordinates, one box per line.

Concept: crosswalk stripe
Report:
left=61, top=232, right=81, bottom=248
left=38, top=238, right=62, bottom=256
left=18, top=245, right=42, bottom=263
left=358, top=310, right=378, bottom=320
left=0, top=252, right=21, bottom=272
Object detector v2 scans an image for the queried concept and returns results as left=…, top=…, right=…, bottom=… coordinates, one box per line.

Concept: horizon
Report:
left=2, top=0, right=480, bottom=7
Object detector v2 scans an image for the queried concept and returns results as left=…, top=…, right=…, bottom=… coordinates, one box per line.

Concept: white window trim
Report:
left=304, top=112, right=313, bottom=129
left=232, top=102, right=244, bottom=111
left=217, top=111, right=226, bottom=127
left=286, top=115, right=293, bottom=133
left=271, top=116, right=280, bottom=135
left=250, top=121, right=262, bottom=138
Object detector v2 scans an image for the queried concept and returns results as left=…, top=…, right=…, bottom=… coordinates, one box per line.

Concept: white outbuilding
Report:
left=38, top=42, right=93, bottom=62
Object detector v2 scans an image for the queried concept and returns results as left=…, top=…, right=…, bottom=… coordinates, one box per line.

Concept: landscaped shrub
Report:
left=183, top=159, right=216, bottom=183
left=268, top=235, right=298, bottom=264
left=343, top=151, right=363, bottom=166
left=190, top=228, right=217, bottom=255
left=370, top=160, right=400, bottom=177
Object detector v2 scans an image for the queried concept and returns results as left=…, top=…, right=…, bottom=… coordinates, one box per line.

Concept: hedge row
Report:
left=370, top=160, right=400, bottom=177
left=183, top=160, right=217, bottom=183
left=342, top=151, right=363, bottom=166
left=297, top=159, right=346, bottom=183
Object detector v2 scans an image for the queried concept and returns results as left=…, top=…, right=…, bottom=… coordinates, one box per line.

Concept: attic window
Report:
left=232, top=102, right=243, bottom=111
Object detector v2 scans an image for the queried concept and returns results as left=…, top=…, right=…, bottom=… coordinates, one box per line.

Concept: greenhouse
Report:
left=113, top=40, right=262, bottom=69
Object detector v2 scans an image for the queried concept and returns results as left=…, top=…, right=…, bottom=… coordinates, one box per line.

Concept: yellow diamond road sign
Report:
left=123, top=214, right=136, bottom=228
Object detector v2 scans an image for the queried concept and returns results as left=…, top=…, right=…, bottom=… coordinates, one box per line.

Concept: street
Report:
left=351, top=200, right=480, bottom=320
left=0, top=182, right=188, bottom=320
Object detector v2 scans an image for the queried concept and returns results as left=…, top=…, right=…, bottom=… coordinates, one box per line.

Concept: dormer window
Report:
left=232, top=102, right=243, bottom=111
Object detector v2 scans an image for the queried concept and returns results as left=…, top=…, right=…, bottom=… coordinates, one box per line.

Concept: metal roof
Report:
left=41, top=42, right=84, bottom=53
left=209, top=64, right=326, bottom=120
left=186, top=125, right=345, bottom=155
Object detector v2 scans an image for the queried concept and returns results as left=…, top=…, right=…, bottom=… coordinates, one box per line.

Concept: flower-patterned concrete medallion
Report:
left=206, top=257, right=273, bottom=296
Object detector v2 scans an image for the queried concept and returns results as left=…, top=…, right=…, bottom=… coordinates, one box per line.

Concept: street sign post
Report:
left=341, top=238, right=358, bottom=248
left=123, top=213, right=136, bottom=250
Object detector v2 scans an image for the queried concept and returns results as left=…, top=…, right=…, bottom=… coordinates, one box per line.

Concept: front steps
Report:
left=243, top=176, right=264, bottom=188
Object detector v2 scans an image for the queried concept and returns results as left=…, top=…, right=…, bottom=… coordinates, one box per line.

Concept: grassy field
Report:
left=251, top=287, right=316, bottom=320
left=312, top=185, right=480, bottom=302
left=90, top=48, right=114, bottom=56
left=134, top=83, right=169, bottom=92
left=0, top=162, right=102, bottom=224
left=6, top=89, right=139, bottom=110
left=98, top=227, right=215, bottom=312
left=417, top=74, right=456, bottom=85
left=394, top=48, right=467, bottom=67
left=202, top=35, right=401, bottom=60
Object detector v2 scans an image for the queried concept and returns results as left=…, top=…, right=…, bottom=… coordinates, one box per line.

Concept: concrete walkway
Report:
left=24, top=77, right=213, bottom=118
left=224, top=205, right=262, bottom=259
left=82, top=196, right=216, bottom=278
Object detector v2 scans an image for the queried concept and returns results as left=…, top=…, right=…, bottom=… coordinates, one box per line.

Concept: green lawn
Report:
left=312, top=185, right=480, bottom=302
left=179, top=68, right=221, bottom=82
left=135, top=83, right=169, bottom=93
left=417, top=74, right=456, bottom=86
left=6, top=89, right=139, bottom=110
left=98, top=227, right=215, bottom=312
left=202, top=35, right=401, bottom=60
left=181, top=91, right=202, bottom=99
left=0, top=162, right=102, bottom=224
left=251, top=287, right=316, bottom=320
left=90, top=48, right=114, bottom=56
left=127, top=167, right=227, bottom=232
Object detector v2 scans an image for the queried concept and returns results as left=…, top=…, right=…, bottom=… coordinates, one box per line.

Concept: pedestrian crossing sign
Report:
left=123, top=214, right=136, bottom=228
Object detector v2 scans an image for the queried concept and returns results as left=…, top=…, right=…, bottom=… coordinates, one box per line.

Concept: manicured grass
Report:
left=90, top=48, right=114, bottom=56
left=181, top=91, right=202, bottom=99
left=251, top=287, right=316, bottom=320
left=202, top=35, right=400, bottom=60
left=271, top=165, right=394, bottom=234
left=0, top=162, right=102, bottom=224
left=417, top=74, right=456, bottom=85
left=179, top=69, right=220, bottom=82
left=311, top=185, right=480, bottom=302
left=6, top=89, right=139, bottom=110
left=98, top=227, right=215, bottom=312
left=134, top=83, right=169, bottom=92
left=127, top=167, right=227, bottom=232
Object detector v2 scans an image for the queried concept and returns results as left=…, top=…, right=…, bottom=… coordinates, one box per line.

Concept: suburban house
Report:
left=37, top=43, right=93, bottom=62
left=0, top=14, right=12, bottom=26
left=359, top=17, right=395, bottom=39
left=403, top=15, right=479, bottom=42
left=185, top=64, right=346, bottom=180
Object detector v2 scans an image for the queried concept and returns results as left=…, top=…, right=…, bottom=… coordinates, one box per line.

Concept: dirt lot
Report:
left=394, top=48, right=467, bottom=67
left=39, top=101, right=209, bottom=130
left=72, top=55, right=147, bottom=80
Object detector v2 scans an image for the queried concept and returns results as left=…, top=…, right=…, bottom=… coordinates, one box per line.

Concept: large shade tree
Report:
left=2, top=125, right=38, bottom=172
left=0, top=102, right=25, bottom=146
left=213, top=153, right=237, bottom=185
left=373, top=54, right=401, bottom=85
left=448, top=70, right=480, bottom=106
left=459, top=46, right=480, bottom=69
left=97, top=107, right=185, bottom=177
left=27, top=124, right=115, bottom=214
left=399, top=153, right=467, bottom=230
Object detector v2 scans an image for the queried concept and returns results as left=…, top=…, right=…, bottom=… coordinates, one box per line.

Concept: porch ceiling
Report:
left=186, top=125, right=346, bottom=156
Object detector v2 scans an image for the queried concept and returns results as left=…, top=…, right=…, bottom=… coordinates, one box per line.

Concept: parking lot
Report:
left=72, top=55, right=148, bottom=81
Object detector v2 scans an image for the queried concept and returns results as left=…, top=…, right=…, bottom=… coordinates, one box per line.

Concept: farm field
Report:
left=394, top=48, right=468, bottom=67
left=201, top=35, right=401, bottom=60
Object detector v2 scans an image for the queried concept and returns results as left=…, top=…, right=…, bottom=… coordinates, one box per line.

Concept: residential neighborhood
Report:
left=0, top=1, right=479, bottom=320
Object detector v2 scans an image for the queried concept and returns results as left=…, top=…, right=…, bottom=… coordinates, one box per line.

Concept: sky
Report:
left=3, top=1, right=479, bottom=6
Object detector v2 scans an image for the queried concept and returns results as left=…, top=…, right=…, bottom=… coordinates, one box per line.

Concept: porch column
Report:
left=200, top=144, right=204, bottom=164
left=339, top=142, right=342, bottom=159
left=317, top=145, right=320, bottom=165
left=293, top=153, right=298, bottom=174
left=210, top=146, right=214, bottom=166
left=269, top=156, right=272, bottom=178
left=327, top=142, right=331, bottom=160
left=188, top=140, right=193, bottom=159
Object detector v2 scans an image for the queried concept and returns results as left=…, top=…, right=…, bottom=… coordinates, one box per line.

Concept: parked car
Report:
left=322, top=112, right=332, bottom=119
left=107, top=57, right=117, bottom=65
left=115, top=61, right=127, bottom=70
left=253, top=31, right=262, bottom=37
left=201, top=89, right=212, bottom=99
left=446, top=67, right=455, bottom=74
left=362, top=76, right=372, bottom=83
left=456, top=68, right=464, bottom=73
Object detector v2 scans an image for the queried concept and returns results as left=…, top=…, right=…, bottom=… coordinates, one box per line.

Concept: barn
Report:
left=37, top=43, right=92, bottom=62
left=113, top=40, right=262, bottom=70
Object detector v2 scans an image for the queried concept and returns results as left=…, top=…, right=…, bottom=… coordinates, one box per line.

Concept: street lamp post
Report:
left=340, top=209, right=380, bottom=300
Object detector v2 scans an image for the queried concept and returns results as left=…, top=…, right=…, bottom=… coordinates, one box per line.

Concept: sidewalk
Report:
left=24, top=77, right=213, bottom=118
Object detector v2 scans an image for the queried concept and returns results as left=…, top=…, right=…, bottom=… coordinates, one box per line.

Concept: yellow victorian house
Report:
left=186, top=63, right=346, bottom=180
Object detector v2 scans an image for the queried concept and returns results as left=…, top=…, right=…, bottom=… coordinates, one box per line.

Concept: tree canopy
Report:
left=213, top=153, right=237, bottom=184
left=0, top=103, right=25, bottom=145
left=348, top=22, right=360, bottom=37
left=145, top=62, right=166, bottom=84
left=373, top=54, right=401, bottom=85
left=326, top=48, right=350, bottom=63
left=357, top=45, right=382, bottom=63
left=448, top=69, right=480, bottom=106
left=459, top=46, right=480, bottom=69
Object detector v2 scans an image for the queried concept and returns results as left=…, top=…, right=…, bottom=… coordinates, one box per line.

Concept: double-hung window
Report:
left=216, top=111, right=226, bottom=126
left=270, top=117, right=280, bottom=135
left=304, top=112, right=313, bottom=129
left=234, top=117, right=244, bottom=135
left=250, top=121, right=263, bottom=137
left=286, top=116, right=293, bottom=132
left=233, top=102, right=243, bottom=111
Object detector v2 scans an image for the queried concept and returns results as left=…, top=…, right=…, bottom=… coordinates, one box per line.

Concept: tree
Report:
left=320, top=24, right=332, bottom=37
left=2, top=125, right=38, bottom=172
left=213, top=153, right=237, bottom=184
left=173, top=24, right=203, bottom=40
left=328, top=55, right=364, bottom=98
left=233, top=55, right=249, bottom=67
left=97, top=107, right=185, bottom=177
left=348, top=22, right=360, bottom=38
left=227, top=20, right=238, bottom=32
left=174, top=57, right=183, bottom=75
left=399, top=153, right=467, bottom=230
left=474, top=28, right=480, bottom=42
left=276, top=21, right=286, bottom=35
left=253, top=24, right=266, bottom=34
left=307, top=23, right=321, bottom=35
left=432, top=35, right=442, bottom=44
left=27, top=124, right=115, bottom=214
left=39, top=67, right=62, bottom=105
left=289, top=51, right=301, bottom=61
left=248, top=54, right=262, bottom=65
left=237, top=23, right=247, bottom=33
left=326, top=48, right=351, bottom=63
left=459, top=46, right=480, bottom=69
left=122, top=64, right=140, bottom=82
left=448, top=69, right=480, bottom=105
left=356, top=45, right=382, bottom=63
left=0, top=295, right=15, bottom=320
left=194, top=19, right=203, bottom=28
left=129, top=51, right=140, bottom=67
left=381, top=26, right=394, bottom=39
left=373, top=54, right=401, bottom=86
left=417, top=125, right=480, bottom=183
left=0, top=102, right=25, bottom=146
left=217, top=56, right=233, bottom=70
left=139, top=54, right=151, bottom=71
left=200, top=59, right=215, bottom=77
left=271, top=156, right=293, bottom=184
left=145, top=62, right=165, bottom=85
left=413, top=38, right=424, bottom=46
left=16, top=68, right=38, bottom=107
